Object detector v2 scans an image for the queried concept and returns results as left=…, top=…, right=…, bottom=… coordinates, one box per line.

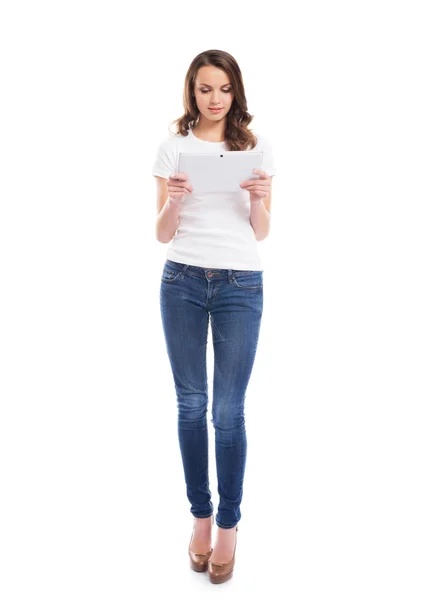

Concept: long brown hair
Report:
left=168, top=49, right=258, bottom=152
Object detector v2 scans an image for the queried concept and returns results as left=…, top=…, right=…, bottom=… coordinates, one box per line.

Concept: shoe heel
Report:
left=208, top=524, right=238, bottom=584
left=188, top=514, right=214, bottom=572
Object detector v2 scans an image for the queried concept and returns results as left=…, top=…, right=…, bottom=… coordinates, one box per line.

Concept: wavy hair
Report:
left=168, top=49, right=258, bottom=152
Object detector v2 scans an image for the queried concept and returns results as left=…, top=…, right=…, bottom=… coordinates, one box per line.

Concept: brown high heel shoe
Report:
left=188, top=514, right=214, bottom=572
left=208, top=524, right=239, bottom=584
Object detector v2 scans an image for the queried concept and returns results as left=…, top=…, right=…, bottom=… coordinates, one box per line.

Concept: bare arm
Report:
left=249, top=200, right=271, bottom=241
left=154, top=176, right=182, bottom=243
left=154, top=174, right=192, bottom=243
left=249, top=178, right=273, bottom=240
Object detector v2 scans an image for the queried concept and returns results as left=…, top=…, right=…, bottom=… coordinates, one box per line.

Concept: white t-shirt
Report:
left=152, top=126, right=276, bottom=270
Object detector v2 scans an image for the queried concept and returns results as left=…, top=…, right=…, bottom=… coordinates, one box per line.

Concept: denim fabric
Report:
left=159, top=259, right=263, bottom=529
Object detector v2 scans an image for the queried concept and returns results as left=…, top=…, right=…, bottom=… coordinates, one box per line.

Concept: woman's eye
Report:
left=200, top=89, right=232, bottom=94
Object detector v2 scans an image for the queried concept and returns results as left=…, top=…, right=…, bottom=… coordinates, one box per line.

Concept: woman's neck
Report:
left=192, top=120, right=226, bottom=142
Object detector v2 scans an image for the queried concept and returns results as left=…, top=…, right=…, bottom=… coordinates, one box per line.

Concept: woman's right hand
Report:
left=167, top=173, right=193, bottom=204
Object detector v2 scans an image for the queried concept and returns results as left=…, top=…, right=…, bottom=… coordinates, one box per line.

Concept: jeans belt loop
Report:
left=181, top=264, right=189, bottom=279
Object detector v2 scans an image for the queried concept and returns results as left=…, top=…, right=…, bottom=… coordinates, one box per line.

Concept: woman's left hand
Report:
left=239, top=169, right=271, bottom=203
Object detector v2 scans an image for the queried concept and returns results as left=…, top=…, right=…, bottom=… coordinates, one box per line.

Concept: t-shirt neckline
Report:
left=189, top=128, right=226, bottom=144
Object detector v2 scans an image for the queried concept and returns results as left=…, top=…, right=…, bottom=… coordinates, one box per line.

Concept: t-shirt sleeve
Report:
left=151, top=136, right=177, bottom=179
left=258, top=134, right=276, bottom=177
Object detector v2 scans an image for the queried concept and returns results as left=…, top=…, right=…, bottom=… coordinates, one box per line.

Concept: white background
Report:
left=1, top=1, right=423, bottom=598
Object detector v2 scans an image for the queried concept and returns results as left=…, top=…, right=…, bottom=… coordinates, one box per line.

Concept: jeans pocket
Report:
left=232, top=271, right=263, bottom=290
left=161, top=265, right=181, bottom=283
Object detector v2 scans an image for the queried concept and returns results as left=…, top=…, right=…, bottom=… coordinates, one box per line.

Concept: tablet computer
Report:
left=177, top=151, right=263, bottom=193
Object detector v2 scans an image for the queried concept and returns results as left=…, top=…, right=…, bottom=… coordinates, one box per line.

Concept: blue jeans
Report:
left=159, top=259, right=264, bottom=529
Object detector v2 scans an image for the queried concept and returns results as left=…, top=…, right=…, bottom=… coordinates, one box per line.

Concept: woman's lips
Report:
left=209, top=108, right=222, bottom=113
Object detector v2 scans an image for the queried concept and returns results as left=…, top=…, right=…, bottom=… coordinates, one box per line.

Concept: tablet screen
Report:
left=178, top=151, right=263, bottom=193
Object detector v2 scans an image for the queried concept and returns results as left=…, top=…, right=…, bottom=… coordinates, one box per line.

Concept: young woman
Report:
left=152, top=49, right=276, bottom=584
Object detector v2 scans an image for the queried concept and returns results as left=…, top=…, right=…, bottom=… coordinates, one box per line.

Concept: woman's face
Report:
left=193, top=65, right=234, bottom=123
